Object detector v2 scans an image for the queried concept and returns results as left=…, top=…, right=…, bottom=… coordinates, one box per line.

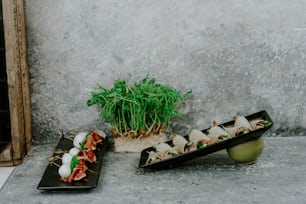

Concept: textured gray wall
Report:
left=25, top=0, right=306, bottom=144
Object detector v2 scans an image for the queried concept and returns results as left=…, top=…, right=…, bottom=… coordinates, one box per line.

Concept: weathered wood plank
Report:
left=3, top=0, right=25, bottom=160
left=16, top=0, right=32, bottom=153
left=1, top=0, right=31, bottom=165
left=0, top=159, right=21, bottom=166
left=0, top=143, right=12, bottom=161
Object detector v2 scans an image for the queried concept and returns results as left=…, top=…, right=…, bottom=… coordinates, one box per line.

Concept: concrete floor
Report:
left=0, top=137, right=305, bottom=204
left=0, top=167, right=14, bottom=189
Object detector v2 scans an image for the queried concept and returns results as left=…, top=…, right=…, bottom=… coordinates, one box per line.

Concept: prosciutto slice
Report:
left=89, top=130, right=105, bottom=143
left=77, top=149, right=97, bottom=163
left=84, top=134, right=97, bottom=151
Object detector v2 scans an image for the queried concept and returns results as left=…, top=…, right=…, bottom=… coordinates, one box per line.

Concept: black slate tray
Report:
left=37, top=136, right=108, bottom=191
left=138, top=110, right=273, bottom=170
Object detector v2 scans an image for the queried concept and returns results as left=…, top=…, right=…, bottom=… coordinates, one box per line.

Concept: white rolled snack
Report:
left=222, top=126, right=245, bottom=138
left=188, top=129, right=210, bottom=142
left=155, top=142, right=178, bottom=157
left=146, top=151, right=163, bottom=164
left=207, top=120, right=230, bottom=142
left=188, top=129, right=213, bottom=149
left=155, top=142, right=176, bottom=153
left=233, top=115, right=252, bottom=133
left=169, top=134, right=192, bottom=153
left=147, top=142, right=179, bottom=164
left=249, top=119, right=265, bottom=130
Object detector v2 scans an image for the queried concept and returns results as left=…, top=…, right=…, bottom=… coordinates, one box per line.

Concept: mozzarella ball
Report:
left=58, top=164, right=71, bottom=178
left=62, top=153, right=72, bottom=165
left=69, top=147, right=80, bottom=157
left=73, top=132, right=87, bottom=148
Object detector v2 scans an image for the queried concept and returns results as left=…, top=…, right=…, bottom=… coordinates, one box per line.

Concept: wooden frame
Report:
left=0, top=0, right=31, bottom=166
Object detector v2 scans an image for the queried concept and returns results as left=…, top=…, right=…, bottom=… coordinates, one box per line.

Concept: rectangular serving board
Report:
left=138, top=110, right=273, bottom=170
left=37, top=136, right=108, bottom=191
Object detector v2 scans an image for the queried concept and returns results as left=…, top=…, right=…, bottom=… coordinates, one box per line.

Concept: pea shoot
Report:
left=87, top=77, right=191, bottom=138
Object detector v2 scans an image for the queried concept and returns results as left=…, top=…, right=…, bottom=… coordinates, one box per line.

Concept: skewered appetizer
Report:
left=68, top=146, right=97, bottom=163
left=58, top=154, right=88, bottom=183
left=73, top=131, right=103, bottom=151
left=72, top=130, right=105, bottom=163
left=58, top=130, right=106, bottom=182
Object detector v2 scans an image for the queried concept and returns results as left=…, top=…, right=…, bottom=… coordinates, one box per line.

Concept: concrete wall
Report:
left=24, top=0, right=306, bottom=144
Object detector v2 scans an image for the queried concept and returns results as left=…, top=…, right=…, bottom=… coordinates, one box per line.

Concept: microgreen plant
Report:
left=87, top=77, right=191, bottom=138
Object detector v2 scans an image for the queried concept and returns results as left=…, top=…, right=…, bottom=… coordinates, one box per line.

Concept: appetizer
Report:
left=233, top=114, right=252, bottom=134
left=73, top=130, right=105, bottom=151
left=146, top=143, right=179, bottom=164
left=169, top=134, right=193, bottom=153
left=58, top=156, right=88, bottom=183
left=222, top=126, right=245, bottom=138
left=223, top=115, right=272, bottom=136
left=58, top=130, right=106, bottom=182
left=68, top=147, right=97, bottom=163
left=249, top=119, right=272, bottom=130
left=144, top=112, right=272, bottom=165
left=207, top=120, right=230, bottom=141
left=188, top=129, right=214, bottom=149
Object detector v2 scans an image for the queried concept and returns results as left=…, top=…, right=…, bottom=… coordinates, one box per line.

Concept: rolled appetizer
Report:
left=222, top=126, right=245, bottom=138
left=146, top=151, right=164, bottom=164
left=207, top=120, right=230, bottom=142
left=146, top=143, right=179, bottom=164
left=233, top=114, right=252, bottom=133
left=169, top=134, right=193, bottom=153
left=154, top=142, right=178, bottom=155
left=249, top=119, right=272, bottom=130
left=188, top=129, right=214, bottom=149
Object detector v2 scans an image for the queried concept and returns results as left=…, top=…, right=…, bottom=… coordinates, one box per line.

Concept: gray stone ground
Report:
left=1, top=137, right=305, bottom=204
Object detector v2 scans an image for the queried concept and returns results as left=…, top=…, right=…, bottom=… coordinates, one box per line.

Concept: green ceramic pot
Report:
left=226, top=136, right=264, bottom=164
